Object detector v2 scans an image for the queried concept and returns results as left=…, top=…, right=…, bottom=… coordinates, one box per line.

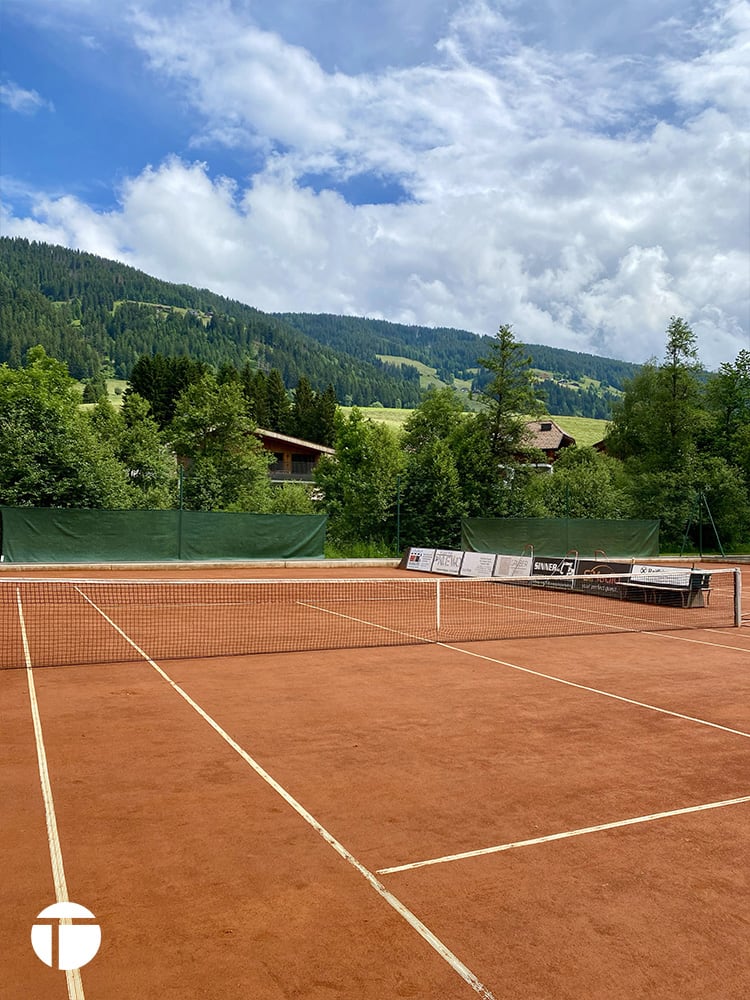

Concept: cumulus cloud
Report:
left=2, top=0, right=748, bottom=369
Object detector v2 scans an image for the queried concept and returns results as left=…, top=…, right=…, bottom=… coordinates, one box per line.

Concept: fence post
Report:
left=178, top=466, right=184, bottom=560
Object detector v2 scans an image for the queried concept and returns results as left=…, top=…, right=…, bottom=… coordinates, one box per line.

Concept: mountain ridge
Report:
left=0, top=237, right=640, bottom=416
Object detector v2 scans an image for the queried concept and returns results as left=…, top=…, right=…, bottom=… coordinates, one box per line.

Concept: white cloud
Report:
left=666, top=0, right=750, bottom=112
left=0, top=80, right=54, bottom=114
left=4, top=149, right=746, bottom=368
left=1, top=0, right=748, bottom=369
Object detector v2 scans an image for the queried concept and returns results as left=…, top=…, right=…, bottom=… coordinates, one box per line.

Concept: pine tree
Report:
left=315, top=384, right=338, bottom=447
left=291, top=376, right=318, bottom=441
left=476, top=324, right=545, bottom=463
left=265, top=369, right=292, bottom=434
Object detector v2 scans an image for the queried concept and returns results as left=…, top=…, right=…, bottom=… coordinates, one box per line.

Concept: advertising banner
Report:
left=460, top=551, right=497, bottom=577
left=532, top=555, right=578, bottom=577
left=531, top=555, right=578, bottom=589
left=493, top=555, right=533, bottom=578
left=576, top=558, right=634, bottom=598
left=403, top=547, right=436, bottom=572
left=631, top=564, right=691, bottom=587
left=432, top=550, right=464, bottom=575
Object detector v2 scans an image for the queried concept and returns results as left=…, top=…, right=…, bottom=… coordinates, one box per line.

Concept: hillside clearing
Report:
left=343, top=407, right=608, bottom=447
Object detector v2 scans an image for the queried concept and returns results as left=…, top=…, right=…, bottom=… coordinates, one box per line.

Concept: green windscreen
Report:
left=461, top=517, right=660, bottom=558
left=0, top=507, right=326, bottom=562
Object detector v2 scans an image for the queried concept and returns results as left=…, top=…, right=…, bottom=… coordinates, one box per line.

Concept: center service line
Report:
left=76, top=589, right=496, bottom=1000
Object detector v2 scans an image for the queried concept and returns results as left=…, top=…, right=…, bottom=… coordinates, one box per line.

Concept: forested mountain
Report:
left=279, top=313, right=641, bottom=418
left=1, top=238, right=639, bottom=415
left=0, top=238, right=420, bottom=407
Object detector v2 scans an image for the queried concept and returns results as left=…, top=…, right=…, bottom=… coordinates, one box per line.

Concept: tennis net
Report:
left=1, top=569, right=741, bottom=669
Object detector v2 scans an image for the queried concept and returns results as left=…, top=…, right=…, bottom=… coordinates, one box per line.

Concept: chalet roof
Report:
left=254, top=428, right=335, bottom=455
left=525, top=419, right=576, bottom=451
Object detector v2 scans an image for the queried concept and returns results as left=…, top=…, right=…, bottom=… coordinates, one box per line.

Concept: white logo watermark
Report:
left=31, top=902, right=101, bottom=970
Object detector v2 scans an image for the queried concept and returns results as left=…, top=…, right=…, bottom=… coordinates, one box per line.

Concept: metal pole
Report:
left=396, top=474, right=401, bottom=555
left=178, top=466, right=184, bottom=560
left=702, top=493, right=725, bottom=557
left=734, top=568, right=742, bottom=627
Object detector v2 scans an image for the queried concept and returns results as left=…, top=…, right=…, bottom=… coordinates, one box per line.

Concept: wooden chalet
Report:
left=254, top=429, right=335, bottom=482
left=524, top=419, right=576, bottom=462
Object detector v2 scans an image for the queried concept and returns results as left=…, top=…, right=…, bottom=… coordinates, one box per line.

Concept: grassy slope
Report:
left=81, top=373, right=609, bottom=447
left=344, top=406, right=608, bottom=447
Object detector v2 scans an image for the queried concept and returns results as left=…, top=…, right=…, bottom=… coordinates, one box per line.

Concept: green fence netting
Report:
left=0, top=507, right=327, bottom=562
left=461, top=517, right=660, bottom=559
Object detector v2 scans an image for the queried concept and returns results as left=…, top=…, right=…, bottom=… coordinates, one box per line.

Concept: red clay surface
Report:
left=2, top=563, right=748, bottom=999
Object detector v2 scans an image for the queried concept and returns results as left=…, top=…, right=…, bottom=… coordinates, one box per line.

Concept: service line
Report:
left=378, top=795, right=750, bottom=875
left=436, top=641, right=750, bottom=740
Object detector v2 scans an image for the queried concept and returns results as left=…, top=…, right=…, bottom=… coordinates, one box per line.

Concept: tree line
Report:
left=125, top=353, right=338, bottom=445
left=279, top=312, right=641, bottom=412
left=317, top=319, right=748, bottom=553
left=1, top=319, right=747, bottom=554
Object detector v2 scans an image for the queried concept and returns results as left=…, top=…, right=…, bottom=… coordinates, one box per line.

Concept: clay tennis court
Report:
left=2, top=562, right=748, bottom=999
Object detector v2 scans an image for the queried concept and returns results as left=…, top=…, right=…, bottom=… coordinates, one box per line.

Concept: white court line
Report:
left=646, top=630, right=750, bottom=654
left=298, top=603, right=750, bottom=741
left=438, top=641, right=750, bottom=740
left=377, top=795, right=750, bottom=874
left=455, top=595, right=629, bottom=632
left=299, top=607, right=750, bottom=869
left=16, top=590, right=86, bottom=1000
left=296, top=600, right=432, bottom=643
left=457, top=581, right=729, bottom=631
left=76, top=589, right=495, bottom=1000
left=456, top=593, right=674, bottom=632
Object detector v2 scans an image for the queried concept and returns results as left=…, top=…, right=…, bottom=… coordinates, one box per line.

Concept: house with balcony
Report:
left=254, top=429, right=335, bottom=482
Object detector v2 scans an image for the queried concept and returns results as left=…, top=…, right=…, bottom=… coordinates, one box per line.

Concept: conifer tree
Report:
left=291, top=375, right=318, bottom=441
left=265, top=368, right=292, bottom=434
left=476, top=324, right=545, bottom=463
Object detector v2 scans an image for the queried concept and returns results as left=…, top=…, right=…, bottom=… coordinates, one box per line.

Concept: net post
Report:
left=734, top=568, right=742, bottom=627
left=436, top=578, right=441, bottom=636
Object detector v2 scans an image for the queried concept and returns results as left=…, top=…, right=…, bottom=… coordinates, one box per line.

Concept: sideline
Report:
left=16, top=590, right=86, bottom=1000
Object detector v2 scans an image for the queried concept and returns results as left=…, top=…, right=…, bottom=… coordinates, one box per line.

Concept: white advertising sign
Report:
left=460, top=551, right=497, bottom=577
left=432, top=549, right=464, bottom=575
left=493, top=555, right=533, bottom=578
left=405, top=547, right=436, bottom=571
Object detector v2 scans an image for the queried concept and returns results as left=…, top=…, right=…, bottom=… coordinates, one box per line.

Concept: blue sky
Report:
left=1, top=0, right=748, bottom=369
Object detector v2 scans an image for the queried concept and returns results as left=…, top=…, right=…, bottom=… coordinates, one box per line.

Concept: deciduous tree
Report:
left=168, top=373, right=271, bottom=511
left=314, top=409, right=403, bottom=547
left=0, top=346, right=130, bottom=508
